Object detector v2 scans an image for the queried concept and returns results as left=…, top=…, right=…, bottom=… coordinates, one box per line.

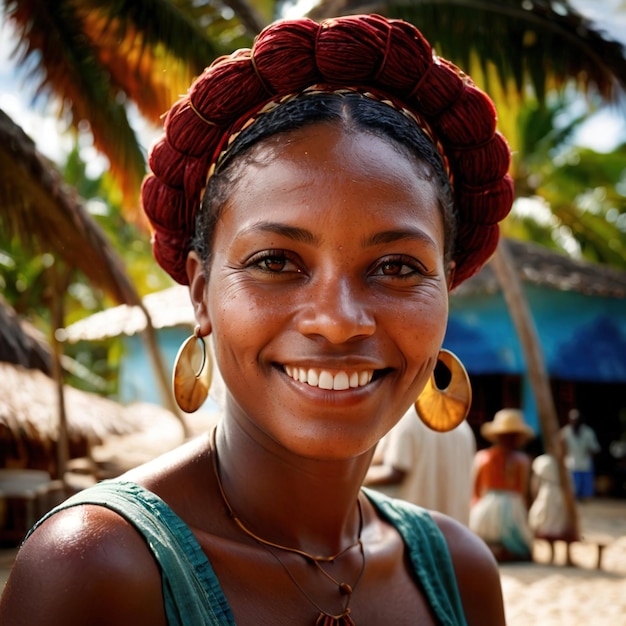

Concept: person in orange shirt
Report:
left=470, top=409, right=535, bottom=562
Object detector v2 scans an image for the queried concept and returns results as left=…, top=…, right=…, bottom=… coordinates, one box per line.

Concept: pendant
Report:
left=315, top=609, right=356, bottom=626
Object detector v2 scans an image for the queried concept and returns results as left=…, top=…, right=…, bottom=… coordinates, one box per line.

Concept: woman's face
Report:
left=189, top=122, right=452, bottom=459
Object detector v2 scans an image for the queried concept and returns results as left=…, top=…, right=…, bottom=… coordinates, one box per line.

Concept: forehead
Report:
left=216, top=123, right=445, bottom=244
left=238, top=118, right=434, bottom=179
left=228, top=122, right=438, bottom=203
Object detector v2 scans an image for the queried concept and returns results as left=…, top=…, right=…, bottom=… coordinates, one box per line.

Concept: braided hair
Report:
left=142, top=14, right=513, bottom=288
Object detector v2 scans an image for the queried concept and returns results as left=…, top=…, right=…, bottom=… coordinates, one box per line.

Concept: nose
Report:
left=296, top=276, right=376, bottom=344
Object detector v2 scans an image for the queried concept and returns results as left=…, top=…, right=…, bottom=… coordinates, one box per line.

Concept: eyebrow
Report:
left=239, top=222, right=435, bottom=249
left=365, top=229, right=437, bottom=248
left=241, top=222, right=320, bottom=245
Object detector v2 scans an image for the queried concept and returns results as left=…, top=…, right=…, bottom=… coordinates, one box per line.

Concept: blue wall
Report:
left=117, top=328, right=220, bottom=413
left=444, top=285, right=626, bottom=430
left=446, top=285, right=626, bottom=381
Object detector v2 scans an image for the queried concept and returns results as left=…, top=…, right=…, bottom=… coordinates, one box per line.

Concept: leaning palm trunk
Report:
left=138, top=303, right=191, bottom=439
left=51, top=264, right=71, bottom=484
left=489, top=239, right=579, bottom=540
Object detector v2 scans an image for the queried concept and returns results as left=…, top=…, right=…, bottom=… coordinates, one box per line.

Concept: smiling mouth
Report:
left=283, top=365, right=374, bottom=390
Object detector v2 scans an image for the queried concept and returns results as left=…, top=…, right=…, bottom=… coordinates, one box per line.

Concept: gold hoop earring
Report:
left=415, top=349, right=472, bottom=432
left=172, top=325, right=213, bottom=413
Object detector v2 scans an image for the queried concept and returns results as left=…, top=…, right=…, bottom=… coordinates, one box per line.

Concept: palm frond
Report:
left=3, top=0, right=258, bottom=215
left=307, top=0, right=626, bottom=103
left=78, top=0, right=247, bottom=113
left=4, top=0, right=147, bottom=213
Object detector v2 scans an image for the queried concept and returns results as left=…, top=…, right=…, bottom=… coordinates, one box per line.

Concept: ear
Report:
left=186, top=251, right=212, bottom=336
left=445, top=260, right=456, bottom=291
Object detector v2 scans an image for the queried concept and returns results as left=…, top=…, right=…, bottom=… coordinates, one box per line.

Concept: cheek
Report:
left=207, top=277, right=279, bottom=371
left=400, top=287, right=449, bottom=338
left=395, top=291, right=450, bottom=374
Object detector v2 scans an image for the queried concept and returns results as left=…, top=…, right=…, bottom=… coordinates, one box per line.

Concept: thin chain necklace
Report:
left=211, top=430, right=366, bottom=626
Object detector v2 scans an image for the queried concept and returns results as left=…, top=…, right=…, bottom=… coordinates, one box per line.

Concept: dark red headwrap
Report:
left=141, top=14, right=513, bottom=288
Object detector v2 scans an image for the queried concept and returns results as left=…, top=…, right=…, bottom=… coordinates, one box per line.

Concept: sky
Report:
left=0, top=1, right=625, bottom=171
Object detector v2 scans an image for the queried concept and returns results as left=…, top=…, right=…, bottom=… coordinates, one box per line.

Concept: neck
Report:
left=212, top=417, right=372, bottom=556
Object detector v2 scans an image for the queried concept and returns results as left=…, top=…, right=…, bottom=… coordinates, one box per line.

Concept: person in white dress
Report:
left=364, top=406, right=476, bottom=525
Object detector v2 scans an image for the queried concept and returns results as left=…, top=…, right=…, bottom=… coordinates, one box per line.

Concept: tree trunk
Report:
left=137, top=302, right=191, bottom=439
left=489, top=239, right=579, bottom=540
left=51, top=266, right=71, bottom=484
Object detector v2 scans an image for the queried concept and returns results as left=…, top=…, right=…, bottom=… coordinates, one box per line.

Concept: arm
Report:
left=586, top=427, right=601, bottom=455
left=432, top=512, right=506, bottom=626
left=0, top=505, right=166, bottom=626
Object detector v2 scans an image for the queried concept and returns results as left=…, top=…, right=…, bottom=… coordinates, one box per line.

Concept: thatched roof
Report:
left=0, top=109, right=142, bottom=306
left=0, top=295, right=53, bottom=375
left=61, top=285, right=194, bottom=343
left=453, top=239, right=626, bottom=299
left=0, top=362, right=170, bottom=445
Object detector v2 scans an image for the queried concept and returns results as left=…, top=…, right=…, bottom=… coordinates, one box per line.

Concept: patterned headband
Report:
left=141, top=14, right=513, bottom=288
left=200, top=85, right=451, bottom=201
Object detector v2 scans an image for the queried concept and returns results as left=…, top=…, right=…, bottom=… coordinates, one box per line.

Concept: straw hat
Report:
left=480, top=408, right=534, bottom=443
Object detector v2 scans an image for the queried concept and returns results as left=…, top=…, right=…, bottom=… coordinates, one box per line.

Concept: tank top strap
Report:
left=26, top=480, right=236, bottom=626
left=363, top=487, right=467, bottom=626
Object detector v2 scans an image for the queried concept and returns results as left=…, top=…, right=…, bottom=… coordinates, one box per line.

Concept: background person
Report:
left=561, top=408, right=601, bottom=501
left=365, top=406, right=476, bottom=525
left=470, top=408, right=535, bottom=562
left=528, top=453, right=577, bottom=564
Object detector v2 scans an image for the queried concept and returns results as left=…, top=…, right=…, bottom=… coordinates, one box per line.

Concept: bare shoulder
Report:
left=0, top=504, right=165, bottom=626
left=430, top=511, right=506, bottom=626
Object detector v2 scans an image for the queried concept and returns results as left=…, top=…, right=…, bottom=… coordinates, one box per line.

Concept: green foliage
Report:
left=62, top=143, right=173, bottom=307
left=507, top=95, right=626, bottom=270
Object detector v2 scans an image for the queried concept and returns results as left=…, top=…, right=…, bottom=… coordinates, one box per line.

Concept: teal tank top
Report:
left=27, top=480, right=467, bottom=625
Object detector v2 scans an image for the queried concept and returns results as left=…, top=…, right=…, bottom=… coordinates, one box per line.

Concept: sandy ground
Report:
left=1, top=498, right=624, bottom=624
left=499, top=498, right=626, bottom=626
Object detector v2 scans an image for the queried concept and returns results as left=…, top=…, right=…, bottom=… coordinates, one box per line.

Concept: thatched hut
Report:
left=0, top=362, right=152, bottom=472
left=0, top=296, right=187, bottom=543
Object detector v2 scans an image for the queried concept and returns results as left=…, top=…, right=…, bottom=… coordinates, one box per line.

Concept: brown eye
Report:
left=381, top=261, right=403, bottom=276
left=263, top=256, right=286, bottom=272
left=249, top=250, right=303, bottom=275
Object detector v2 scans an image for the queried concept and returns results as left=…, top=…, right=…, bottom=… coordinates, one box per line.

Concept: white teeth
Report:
left=333, top=372, right=350, bottom=391
left=284, top=367, right=374, bottom=390
left=318, top=371, right=334, bottom=390
left=307, top=369, right=319, bottom=386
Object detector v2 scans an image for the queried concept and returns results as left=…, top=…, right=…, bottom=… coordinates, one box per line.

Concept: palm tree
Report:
left=1, top=0, right=256, bottom=213
left=509, top=96, right=626, bottom=270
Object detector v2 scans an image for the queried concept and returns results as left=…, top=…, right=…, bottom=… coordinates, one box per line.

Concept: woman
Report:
left=528, top=453, right=576, bottom=564
left=470, top=409, right=535, bottom=562
left=0, top=15, right=512, bottom=625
